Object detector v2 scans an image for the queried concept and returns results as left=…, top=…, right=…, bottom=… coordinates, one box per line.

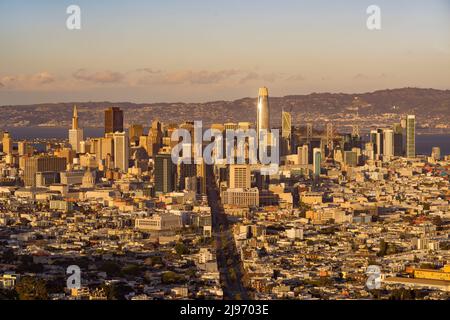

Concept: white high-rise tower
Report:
left=69, top=105, right=83, bottom=153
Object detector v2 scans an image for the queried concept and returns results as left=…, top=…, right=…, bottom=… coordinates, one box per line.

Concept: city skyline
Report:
left=1, top=0, right=449, bottom=105
left=1, top=1, right=449, bottom=305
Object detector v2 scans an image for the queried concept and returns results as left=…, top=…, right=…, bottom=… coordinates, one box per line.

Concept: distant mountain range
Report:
left=1, top=88, right=449, bottom=131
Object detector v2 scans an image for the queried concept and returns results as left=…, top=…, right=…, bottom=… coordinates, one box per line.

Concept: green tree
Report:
left=101, top=282, right=133, bottom=300
left=377, top=239, right=388, bottom=257
left=161, top=271, right=185, bottom=284
left=99, top=261, right=122, bottom=277
left=175, top=242, right=190, bottom=255
left=15, top=276, right=48, bottom=300
left=121, top=264, right=142, bottom=277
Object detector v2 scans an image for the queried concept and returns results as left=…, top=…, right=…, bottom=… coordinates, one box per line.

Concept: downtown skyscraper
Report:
left=257, top=87, right=270, bottom=146
left=406, top=115, right=416, bottom=158
left=68, top=105, right=83, bottom=153
left=281, top=110, right=292, bottom=156
left=105, top=107, right=124, bottom=134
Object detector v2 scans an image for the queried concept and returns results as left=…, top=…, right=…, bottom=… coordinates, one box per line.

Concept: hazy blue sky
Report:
left=0, top=0, right=449, bottom=104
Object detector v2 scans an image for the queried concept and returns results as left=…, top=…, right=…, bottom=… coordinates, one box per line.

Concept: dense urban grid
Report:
left=0, top=87, right=449, bottom=300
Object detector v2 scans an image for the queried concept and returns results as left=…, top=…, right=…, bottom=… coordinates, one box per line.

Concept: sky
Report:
left=0, top=0, right=449, bottom=105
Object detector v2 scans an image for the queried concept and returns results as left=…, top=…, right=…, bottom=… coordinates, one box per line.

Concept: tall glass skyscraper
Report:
left=105, top=107, right=124, bottom=134
left=281, top=111, right=292, bottom=139
left=393, top=123, right=404, bottom=157
left=281, top=110, right=292, bottom=156
left=257, top=87, right=270, bottom=145
left=382, top=128, right=394, bottom=157
left=406, top=115, right=416, bottom=158
left=313, top=148, right=322, bottom=178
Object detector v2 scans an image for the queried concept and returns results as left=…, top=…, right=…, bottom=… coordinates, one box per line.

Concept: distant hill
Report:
left=1, top=88, right=449, bottom=131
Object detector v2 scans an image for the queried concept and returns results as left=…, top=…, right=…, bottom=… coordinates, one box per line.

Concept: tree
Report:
left=99, top=261, right=122, bottom=277
left=121, top=264, right=142, bottom=277
left=15, top=277, right=48, bottom=300
left=175, top=242, right=190, bottom=255
left=229, top=269, right=237, bottom=281
left=1, top=249, right=15, bottom=263
left=162, top=271, right=185, bottom=284
left=101, top=282, right=133, bottom=300
left=144, top=256, right=163, bottom=267
left=377, top=239, right=388, bottom=257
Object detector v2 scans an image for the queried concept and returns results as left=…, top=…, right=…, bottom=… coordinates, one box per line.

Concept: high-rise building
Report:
left=2, top=131, right=13, bottom=155
left=69, top=105, right=84, bottom=153
left=149, top=120, right=163, bottom=156
left=364, top=142, right=375, bottom=161
left=431, top=147, right=441, bottom=161
left=101, top=136, right=114, bottom=162
left=113, top=132, right=129, bottom=172
left=155, top=153, right=176, bottom=193
left=281, top=111, right=292, bottom=156
left=129, top=124, right=143, bottom=145
left=306, top=123, right=313, bottom=142
left=18, top=141, right=33, bottom=157
left=370, top=129, right=384, bottom=159
left=326, top=122, right=334, bottom=153
left=229, top=164, right=251, bottom=189
left=344, top=151, right=358, bottom=166
left=313, top=148, right=322, bottom=178
left=104, top=107, right=124, bottom=134
left=382, top=129, right=394, bottom=157
left=282, top=111, right=292, bottom=140
left=257, top=87, right=270, bottom=145
left=55, top=147, right=76, bottom=165
left=298, top=145, right=309, bottom=165
left=141, top=121, right=163, bottom=158
left=177, top=160, right=196, bottom=191
left=196, top=158, right=207, bottom=195
left=406, top=115, right=416, bottom=158
left=352, top=124, right=360, bottom=138
left=393, top=123, right=404, bottom=157
left=24, top=156, right=67, bottom=187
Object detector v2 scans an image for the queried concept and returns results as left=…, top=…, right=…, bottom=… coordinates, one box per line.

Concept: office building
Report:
left=113, top=132, right=129, bottom=172
left=142, top=120, right=163, bottom=158
left=155, top=153, right=176, bottom=193
left=298, top=145, right=309, bottom=165
left=406, top=115, right=416, bottom=158
left=393, top=123, right=404, bottom=157
left=2, top=131, right=12, bottom=155
left=104, top=107, right=124, bottom=134
left=69, top=105, right=84, bottom=153
left=383, top=129, right=394, bottom=157
left=431, top=147, right=441, bottom=161
left=370, top=129, right=384, bottom=159
left=306, top=123, right=313, bottom=142
left=344, top=151, right=358, bottom=167
left=177, top=160, right=196, bottom=191
left=24, top=156, right=67, bottom=187
left=222, top=188, right=259, bottom=207
left=135, top=214, right=182, bottom=231
left=129, top=124, right=143, bottom=145
left=257, top=87, right=270, bottom=145
left=281, top=110, right=292, bottom=155
left=196, top=158, right=207, bottom=195
left=18, top=141, right=33, bottom=157
left=229, top=164, right=251, bottom=189
left=313, top=148, right=322, bottom=178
